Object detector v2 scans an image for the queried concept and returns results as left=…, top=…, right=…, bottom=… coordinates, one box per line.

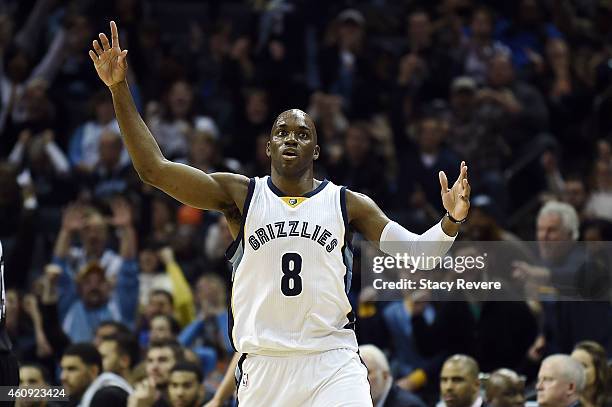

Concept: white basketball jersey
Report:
left=227, top=176, right=357, bottom=356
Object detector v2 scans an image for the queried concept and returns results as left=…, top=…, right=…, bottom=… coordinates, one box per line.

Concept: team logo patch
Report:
left=281, top=197, right=306, bottom=208
left=241, top=373, right=249, bottom=388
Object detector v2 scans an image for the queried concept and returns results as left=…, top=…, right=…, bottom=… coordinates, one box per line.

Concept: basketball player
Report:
left=89, top=22, right=471, bottom=406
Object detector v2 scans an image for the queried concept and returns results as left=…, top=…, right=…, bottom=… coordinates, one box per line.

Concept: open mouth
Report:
left=282, top=150, right=298, bottom=159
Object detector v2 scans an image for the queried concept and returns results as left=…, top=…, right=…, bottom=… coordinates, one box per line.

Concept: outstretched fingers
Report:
left=88, top=50, right=98, bottom=63
left=110, top=21, right=120, bottom=49
left=439, top=171, right=449, bottom=193
left=92, top=39, right=103, bottom=56
left=99, top=32, right=110, bottom=51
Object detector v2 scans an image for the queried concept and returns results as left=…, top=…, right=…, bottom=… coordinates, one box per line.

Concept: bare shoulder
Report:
left=345, top=189, right=378, bottom=222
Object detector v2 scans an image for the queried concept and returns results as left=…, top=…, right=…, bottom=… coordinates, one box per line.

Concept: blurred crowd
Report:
left=2, top=0, right=612, bottom=405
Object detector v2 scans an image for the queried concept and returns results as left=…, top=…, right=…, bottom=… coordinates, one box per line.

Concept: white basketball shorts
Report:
left=235, top=348, right=373, bottom=407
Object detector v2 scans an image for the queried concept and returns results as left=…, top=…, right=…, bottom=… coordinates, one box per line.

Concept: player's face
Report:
left=440, top=362, right=479, bottom=407
left=268, top=110, right=319, bottom=177
left=168, top=371, right=202, bottom=407
left=60, top=356, right=96, bottom=398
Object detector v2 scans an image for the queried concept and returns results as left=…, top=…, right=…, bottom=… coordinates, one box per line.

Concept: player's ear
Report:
left=313, top=145, right=320, bottom=161
left=266, top=141, right=271, bottom=158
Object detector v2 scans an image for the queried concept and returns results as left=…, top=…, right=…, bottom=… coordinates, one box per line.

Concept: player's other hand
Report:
left=439, top=161, right=471, bottom=221
left=89, top=21, right=128, bottom=88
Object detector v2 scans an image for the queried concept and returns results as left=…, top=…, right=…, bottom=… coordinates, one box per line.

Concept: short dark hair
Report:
left=151, top=314, right=181, bottom=336
left=101, top=333, right=141, bottom=369
left=20, top=363, right=52, bottom=384
left=148, top=338, right=184, bottom=363
left=96, top=320, right=131, bottom=336
left=63, top=343, right=103, bottom=373
left=150, top=289, right=174, bottom=306
left=170, top=361, right=203, bottom=383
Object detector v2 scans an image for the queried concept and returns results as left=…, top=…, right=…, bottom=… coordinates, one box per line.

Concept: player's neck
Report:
left=270, top=167, right=316, bottom=196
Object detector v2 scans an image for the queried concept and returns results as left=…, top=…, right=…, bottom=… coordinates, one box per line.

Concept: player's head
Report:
left=440, top=354, right=481, bottom=407
left=61, top=343, right=102, bottom=399
left=267, top=109, right=319, bottom=177
left=484, top=369, right=525, bottom=407
left=168, top=362, right=204, bottom=407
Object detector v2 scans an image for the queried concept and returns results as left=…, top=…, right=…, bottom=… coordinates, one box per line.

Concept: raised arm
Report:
left=347, top=162, right=471, bottom=265
left=89, top=22, right=248, bottom=218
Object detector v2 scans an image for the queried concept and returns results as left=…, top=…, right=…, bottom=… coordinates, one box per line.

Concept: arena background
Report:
left=1, top=0, right=612, bottom=405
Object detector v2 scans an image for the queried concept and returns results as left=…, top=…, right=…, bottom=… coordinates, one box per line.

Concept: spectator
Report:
left=97, top=333, right=140, bottom=382
left=359, top=344, right=426, bottom=407
left=571, top=341, right=610, bottom=407
left=93, top=321, right=131, bottom=347
left=484, top=368, right=525, bottom=407
left=17, top=363, right=59, bottom=407
left=167, top=362, right=205, bottom=407
left=461, top=7, right=511, bottom=85
left=319, top=9, right=372, bottom=117
left=60, top=343, right=132, bottom=406
left=68, top=90, right=126, bottom=174
left=130, top=339, right=184, bottom=407
left=536, top=354, right=585, bottom=407
left=438, top=355, right=483, bottom=407
left=150, top=315, right=181, bottom=343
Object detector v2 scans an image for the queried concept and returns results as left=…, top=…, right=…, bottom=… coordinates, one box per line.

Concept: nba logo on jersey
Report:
left=289, top=198, right=297, bottom=206
left=242, top=373, right=249, bottom=388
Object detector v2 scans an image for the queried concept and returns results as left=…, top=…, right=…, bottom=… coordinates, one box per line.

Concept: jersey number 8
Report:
left=281, top=252, right=302, bottom=296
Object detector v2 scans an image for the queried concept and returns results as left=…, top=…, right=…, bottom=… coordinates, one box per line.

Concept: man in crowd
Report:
left=97, top=333, right=140, bottom=381
left=128, top=339, right=184, bottom=407
left=484, top=368, right=525, bottom=407
left=60, top=343, right=133, bottom=406
left=536, top=354, right=585, bottom=407
left=439, top=355, right=483, bottom=407
left=359, top=344, right=426, bottom=407
left=168, top=362, right=205, bottom=407
left=17, top=364, right=55, bottom=407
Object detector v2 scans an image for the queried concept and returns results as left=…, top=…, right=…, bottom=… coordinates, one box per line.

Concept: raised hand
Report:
left=89, top=21, right=128, bottom=88
left=439, top=161, right=471, bottom=221
left=109, top=197, right=133, bottom=228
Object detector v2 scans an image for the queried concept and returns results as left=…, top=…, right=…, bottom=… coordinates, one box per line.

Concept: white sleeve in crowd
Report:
left=45, top=141, right=70, bottom=174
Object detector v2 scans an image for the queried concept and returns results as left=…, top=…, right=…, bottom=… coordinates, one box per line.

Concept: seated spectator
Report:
left=484, top=368, right=525, bottom=407
left=438, top=355, right=483, bottom=407
left=17, top=363, right=61, bottom=407
left=359, top=344, right=426, bottom=407
left=536, top=354, right=585, bottom=407
left=79, top=129, right=139, bottom=201
left=167, top=362, right=205, bottom=407
left=93, top=321, right=131, bottom=347
left=97, top=333, right=140, bottom=383
left=571, top=341, right=610, bottom=407
left=60, top=343, right=132, bottom=406
left=68, top=90, right=127, bottom=174
left=461, top=7, right=511, bottom=85
left=129, top=339, right=185, bottom=407
left=150, top=315, right=181, bottom=343
left=138, top=289, right=175, bottom=348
